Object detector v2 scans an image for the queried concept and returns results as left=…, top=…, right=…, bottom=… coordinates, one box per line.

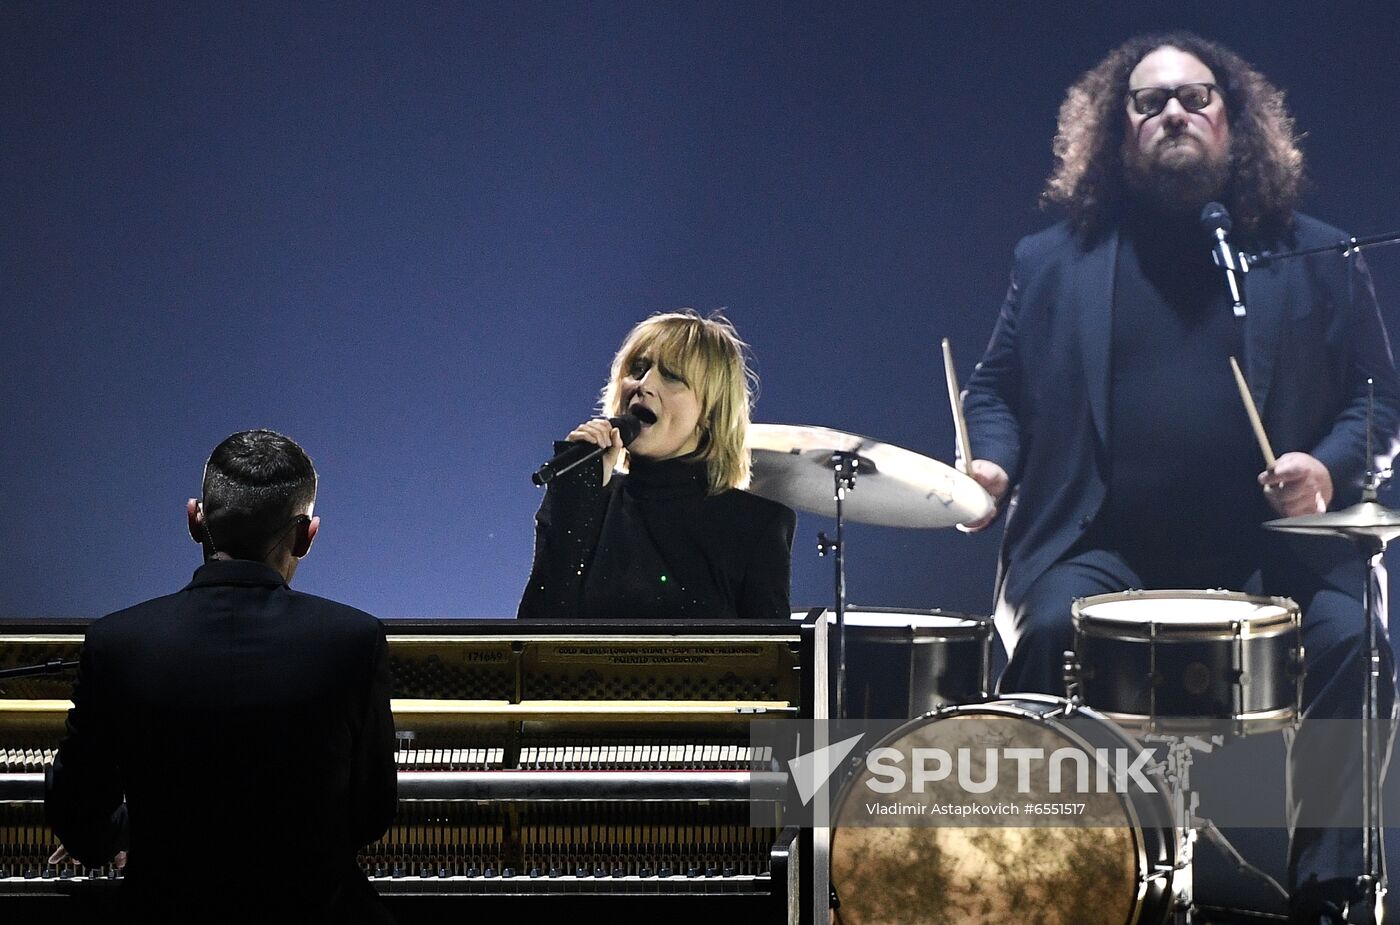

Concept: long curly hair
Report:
left=1042, top=32, right=1303, bottom=241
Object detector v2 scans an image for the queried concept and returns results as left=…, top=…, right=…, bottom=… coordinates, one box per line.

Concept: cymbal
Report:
left=745, top=423, right=995, bottom=529
left=1263, top=500, right=1400, bottom=542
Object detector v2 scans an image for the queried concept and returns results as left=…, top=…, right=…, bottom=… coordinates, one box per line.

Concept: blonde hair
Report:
left=601, top=310, right=757, bottom=495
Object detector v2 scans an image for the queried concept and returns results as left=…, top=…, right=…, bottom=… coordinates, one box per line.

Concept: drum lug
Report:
left=1062, top=650, right=1082, bottom=706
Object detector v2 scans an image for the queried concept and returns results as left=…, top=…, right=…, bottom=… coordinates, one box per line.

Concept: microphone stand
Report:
left=1245, top=227, right=1400, bottom=924
left=1242, top=229, right=1400, bottom=269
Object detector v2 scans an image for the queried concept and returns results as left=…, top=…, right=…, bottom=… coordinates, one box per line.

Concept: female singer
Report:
left=518, top=310, right=795, bottom=621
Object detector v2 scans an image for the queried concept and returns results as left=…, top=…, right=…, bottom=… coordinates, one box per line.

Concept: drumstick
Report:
left=942, top=337, right=973, bottom=474
left=1229, top=356, right=1276, bottom=468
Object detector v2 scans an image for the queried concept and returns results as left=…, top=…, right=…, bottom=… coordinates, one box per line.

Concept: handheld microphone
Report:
left=1201, top=201, right=1248, bottom=318
left=531, top=414, right=644, bottom=486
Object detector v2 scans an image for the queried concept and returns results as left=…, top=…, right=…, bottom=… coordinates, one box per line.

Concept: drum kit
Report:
left=745, top=420, right=1399, bottom=925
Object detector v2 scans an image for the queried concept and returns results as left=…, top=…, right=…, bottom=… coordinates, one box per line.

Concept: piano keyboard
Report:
left=1, top=749, right=54, bottom=773
left=516, top=743, right=772, bottom=770
left=396, top=748, right=504, bottom=770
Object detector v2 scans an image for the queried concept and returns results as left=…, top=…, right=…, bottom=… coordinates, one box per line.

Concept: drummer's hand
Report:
left=566, top=418, right=625, bottom=486
left=1259, top=452, right=1332, bottom=517
left=960, top=459, right=1010, bottom=532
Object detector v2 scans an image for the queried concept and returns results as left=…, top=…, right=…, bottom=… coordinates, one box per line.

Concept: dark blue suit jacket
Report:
left=964, top=214, right=1400, bottom=609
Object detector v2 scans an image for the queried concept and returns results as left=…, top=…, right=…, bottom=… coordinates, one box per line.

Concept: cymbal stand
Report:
left=1244, top=230, right=1400, bottom=924
left=817, top=452, right=860, bottom=721
left=1345, top=378, right=1394, bottom=920
left=1356, top=481, right=1391, bottom=920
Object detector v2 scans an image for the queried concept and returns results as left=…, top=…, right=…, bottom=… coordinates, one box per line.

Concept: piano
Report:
left=0, top=619, right=813, bottom=923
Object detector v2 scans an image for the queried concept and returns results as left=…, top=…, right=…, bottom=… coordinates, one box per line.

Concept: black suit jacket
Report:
left=46, top=560, right=397, bottom=922
left=964, top=214, right=1400, bottom=608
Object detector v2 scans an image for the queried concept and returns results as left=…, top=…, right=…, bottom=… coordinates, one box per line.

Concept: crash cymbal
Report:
left=1263, top=500, right=1400, bottom=542
left=745, top=423, right=994, bottom=528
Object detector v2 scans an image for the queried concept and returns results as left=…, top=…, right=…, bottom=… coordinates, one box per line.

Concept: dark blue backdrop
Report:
left=4, top=1, right=1399, bottom=622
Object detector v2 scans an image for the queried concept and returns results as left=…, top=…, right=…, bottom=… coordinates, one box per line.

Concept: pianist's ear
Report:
left=291, top=515, right=320, bottom=559
left=186, top=499, right=204, bottom=545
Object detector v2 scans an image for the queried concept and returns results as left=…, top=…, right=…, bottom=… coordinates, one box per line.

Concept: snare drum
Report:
left=1073, top=589, right=1303, bottom=736
left=797, top=607, right=992, bottom=718
left=830, top=695, right=1177, bottom=925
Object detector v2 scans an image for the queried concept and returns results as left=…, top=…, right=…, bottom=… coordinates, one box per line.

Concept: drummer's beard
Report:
left=1122, top=144, right=1232, bottom=219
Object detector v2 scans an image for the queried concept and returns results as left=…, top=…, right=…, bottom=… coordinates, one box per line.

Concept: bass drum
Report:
left=830, top=695, right=1177, bottom=925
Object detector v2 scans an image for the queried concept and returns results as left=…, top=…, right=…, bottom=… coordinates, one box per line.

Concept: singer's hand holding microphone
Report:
left=568, top=419, right=626, bottom=485
left=531, top=410, right=651, bottom=486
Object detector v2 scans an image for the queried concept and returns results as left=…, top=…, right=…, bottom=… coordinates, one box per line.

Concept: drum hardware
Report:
left=1063, top=649, right=1083, bottom=705
left=1143, top=732, right=1289, bottom=924
left=1246, top=230, right=1400, bottom=924
left=1266, top=474, right=1399, bottom=921
left=817, top=449, right=860, bottom=721
left=1159, top=735, right=1208, bottom=924
left=748, top=423, right=995, bottom=723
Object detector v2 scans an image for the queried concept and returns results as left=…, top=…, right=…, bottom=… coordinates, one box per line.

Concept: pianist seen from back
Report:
left=46, top=429, right=398, bottom=923
left=518, top=310, right=796, bottom=622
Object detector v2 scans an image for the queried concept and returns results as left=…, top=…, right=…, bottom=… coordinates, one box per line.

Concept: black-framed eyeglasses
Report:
left=1127, top=82, right=1220, bottom=117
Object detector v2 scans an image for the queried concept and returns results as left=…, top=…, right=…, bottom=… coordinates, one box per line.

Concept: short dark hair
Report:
left=201, top=430, right=317, bottom=560
left=1042, top=31, right=1304, bottom=241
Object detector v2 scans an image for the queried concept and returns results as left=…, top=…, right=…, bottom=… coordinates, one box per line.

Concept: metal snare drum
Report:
left=798, top=607, right=993, bottom=718
left=1072, top=589, right=1303, bottom=736
left=830, top=694, right=1177, bottom=925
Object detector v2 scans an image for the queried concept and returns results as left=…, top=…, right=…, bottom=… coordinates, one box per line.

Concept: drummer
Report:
left=518, top=310, right=796, bottom=621
left=959, top=33, right=1398, bottom=923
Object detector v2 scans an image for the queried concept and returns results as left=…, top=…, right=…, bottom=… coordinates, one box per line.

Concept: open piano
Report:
left=0, top=619, right=814, bottom=923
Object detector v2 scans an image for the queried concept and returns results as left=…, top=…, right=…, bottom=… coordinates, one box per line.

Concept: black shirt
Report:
left=1096, top=208, right=1270, bottom=584
left=518, top=450, right=796, bottom=620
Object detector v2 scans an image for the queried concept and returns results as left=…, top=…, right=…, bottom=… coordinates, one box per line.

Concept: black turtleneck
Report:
left=1093, top=205, right=1269, bottom=585
left=518, top=448, right=796, bottom=620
